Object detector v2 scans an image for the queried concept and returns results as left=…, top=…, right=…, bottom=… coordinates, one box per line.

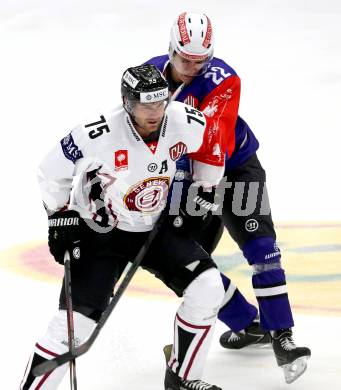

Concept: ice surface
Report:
left=2, top=271, right=340, bottom=389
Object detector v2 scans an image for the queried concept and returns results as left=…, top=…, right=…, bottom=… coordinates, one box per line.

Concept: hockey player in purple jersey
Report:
left=145, top=11, right=311, bottom=383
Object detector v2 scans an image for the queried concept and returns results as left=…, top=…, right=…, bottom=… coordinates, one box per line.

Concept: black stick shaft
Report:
left=64, top=250, right=78, bottom=390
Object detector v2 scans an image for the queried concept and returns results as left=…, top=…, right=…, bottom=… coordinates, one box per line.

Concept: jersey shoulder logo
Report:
left=60, top=133, right=83, bottom=164
left=114, top=150, right=128, bottom=171
left=169, top=142, right=187, bottom=161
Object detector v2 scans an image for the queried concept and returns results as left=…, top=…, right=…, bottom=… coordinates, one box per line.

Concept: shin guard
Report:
left=243, top=237, right=294, bottom=331
left=20, top=310, right=95, bottom=389
left=168, top=268, right=224, bottom=380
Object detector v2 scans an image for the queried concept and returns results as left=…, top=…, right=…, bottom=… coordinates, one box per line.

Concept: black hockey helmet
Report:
left=121, top=64, right=169, bottom=105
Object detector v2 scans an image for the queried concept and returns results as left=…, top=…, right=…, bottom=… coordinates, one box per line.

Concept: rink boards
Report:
left=1, top=222, right=340, bottom=317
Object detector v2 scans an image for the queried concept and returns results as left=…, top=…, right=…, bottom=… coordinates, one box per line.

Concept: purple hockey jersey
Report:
left=145, top=55, right=259, bottom=170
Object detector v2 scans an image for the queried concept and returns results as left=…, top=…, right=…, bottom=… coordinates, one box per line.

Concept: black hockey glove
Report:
left=170, top=185, right=219, bottom=234
left=48, top=210, right=87, bottom=264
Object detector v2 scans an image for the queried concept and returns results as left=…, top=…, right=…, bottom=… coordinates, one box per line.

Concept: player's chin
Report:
left=180, top=74, right=196, bottom=83
left=145, top=120, right=161, bottom=131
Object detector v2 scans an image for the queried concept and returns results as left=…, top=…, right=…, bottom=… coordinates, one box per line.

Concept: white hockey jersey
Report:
left=38, top=101, right=224, bottom=232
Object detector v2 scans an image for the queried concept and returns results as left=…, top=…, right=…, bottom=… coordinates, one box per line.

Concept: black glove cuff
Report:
left=48, top=210, right=81, bottom=228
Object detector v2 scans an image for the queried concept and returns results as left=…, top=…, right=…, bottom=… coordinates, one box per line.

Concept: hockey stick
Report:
left=33, top=211, right=166, bottom=377
left=64, top=250, right=78, bottom=389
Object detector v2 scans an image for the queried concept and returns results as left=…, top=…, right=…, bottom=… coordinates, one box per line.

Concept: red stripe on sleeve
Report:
left=189, top=75, right=240, bottom=165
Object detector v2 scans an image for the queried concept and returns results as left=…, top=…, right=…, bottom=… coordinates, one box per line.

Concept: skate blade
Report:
left=282, top=356, right=310, bottom=384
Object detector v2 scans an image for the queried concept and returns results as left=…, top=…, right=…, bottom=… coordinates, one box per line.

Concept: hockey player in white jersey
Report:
left=19, top=64, right=225, bottom=390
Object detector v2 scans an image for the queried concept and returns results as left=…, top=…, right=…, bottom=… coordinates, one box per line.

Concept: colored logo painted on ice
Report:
left=2, top=223, right=341, bottom=314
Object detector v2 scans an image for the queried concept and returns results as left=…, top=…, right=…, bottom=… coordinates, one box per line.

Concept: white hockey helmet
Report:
left=169, top=12, right=214, bottom=66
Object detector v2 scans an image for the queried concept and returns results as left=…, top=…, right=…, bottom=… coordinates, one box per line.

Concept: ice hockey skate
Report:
left=164, top=366, right=222, bottom=390
left=219, top=319, right=271, bottom=349
left=271, top=329, right=311, bottom=384
left=163, top=345, right=222, bottom=390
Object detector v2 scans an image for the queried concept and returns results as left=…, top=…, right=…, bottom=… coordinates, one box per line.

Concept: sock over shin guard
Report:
left=243, top=237, right=294, bottom=331
left=20, top=310, right=95, bottom=389
left=168, top=267, right=224, bottom=380
left=218, top=273, right=258, bottom=332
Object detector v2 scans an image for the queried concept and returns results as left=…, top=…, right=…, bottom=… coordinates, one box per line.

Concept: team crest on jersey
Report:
left=169, top=142, right=187, bottom=161
left=114, top=150, right=128, bottom=171
left=60, top=133, right=83, bottom=164
left=184, top=95, right=199, bottom=108
left=124, top=177, right=169, bottom=213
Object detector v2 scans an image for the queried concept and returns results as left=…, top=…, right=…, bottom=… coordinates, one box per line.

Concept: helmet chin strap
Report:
left=122, top=97, right=134, bottom=115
